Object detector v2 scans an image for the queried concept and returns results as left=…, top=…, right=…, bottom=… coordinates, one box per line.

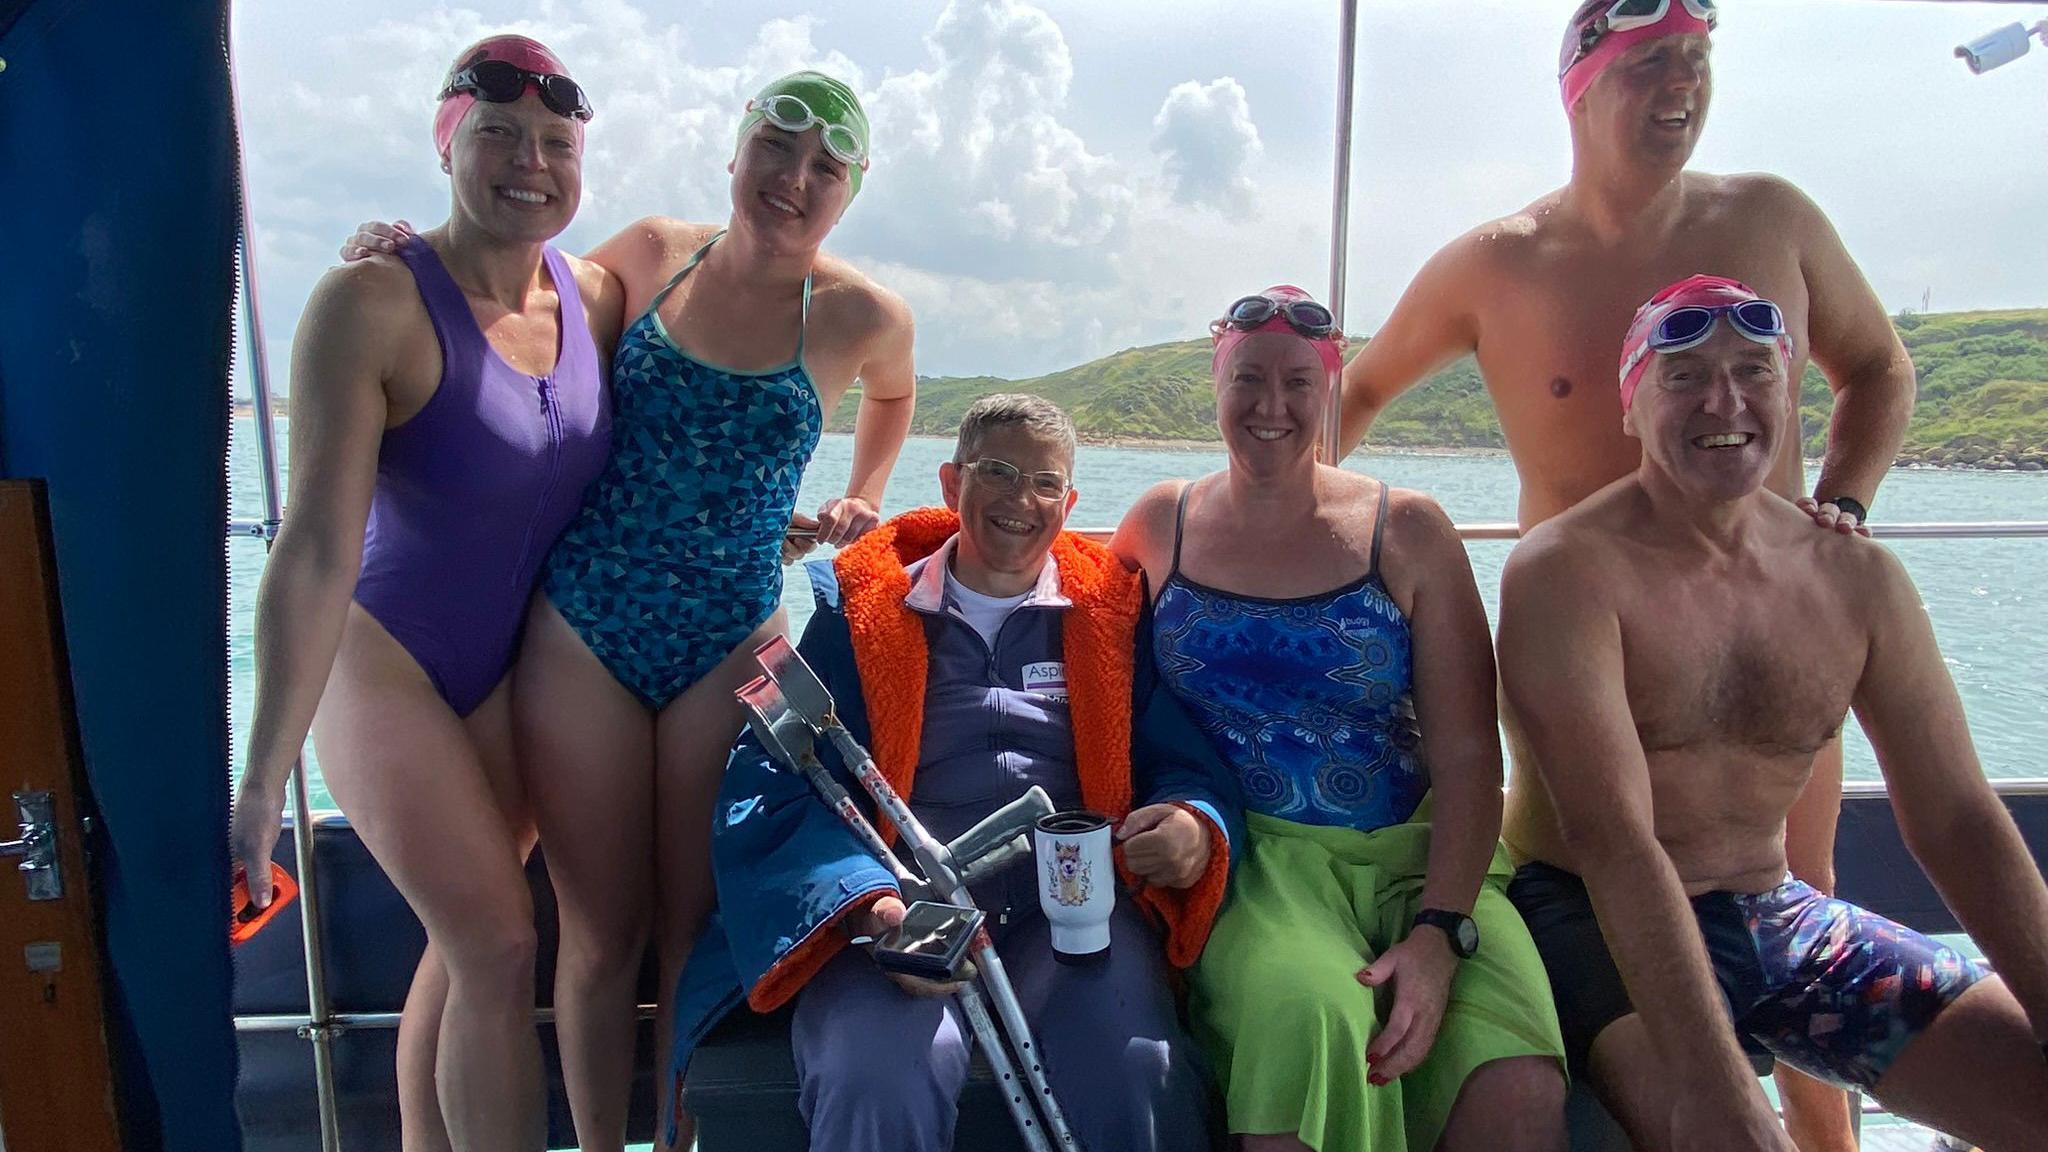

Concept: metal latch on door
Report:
left=0, top=791, right=63, bottom=901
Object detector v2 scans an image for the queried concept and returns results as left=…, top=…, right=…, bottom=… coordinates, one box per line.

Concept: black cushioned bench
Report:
left=233, top=790, right=2048, bottom=1150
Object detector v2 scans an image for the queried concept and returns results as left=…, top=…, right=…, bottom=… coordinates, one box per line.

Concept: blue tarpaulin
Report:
left=0, top=2, right=242, bottom=1149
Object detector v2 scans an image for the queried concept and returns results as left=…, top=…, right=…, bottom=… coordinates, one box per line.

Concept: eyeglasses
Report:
left=959, top=458, right=1071, bottom=501
left=1564, top=0, right=1717, bottom=73
left=439, top=59, right=593, bottom=122
left=748, top=93, right=869, bottom=169
left=1214, top=293, right=1337, bottom=339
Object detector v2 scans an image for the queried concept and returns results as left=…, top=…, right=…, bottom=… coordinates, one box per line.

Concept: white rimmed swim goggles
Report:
left=747, top=93, right=870, bottom=169
left=1620, top=298, right=1786, bottom=383
left=1565, top=0, right=1718, bottom=73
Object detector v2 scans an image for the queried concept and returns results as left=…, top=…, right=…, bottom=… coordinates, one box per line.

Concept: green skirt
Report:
left=1190, top=801, right=1564, bottom=1152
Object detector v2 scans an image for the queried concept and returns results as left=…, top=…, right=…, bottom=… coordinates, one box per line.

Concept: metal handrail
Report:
left=1060, top=520, right=2048, bottom=546
left=226, top=20, right=340, bottom=1150
left=235, top=517, right=2048, bottom=544
left=1322, top=0, right=1359, bottom=467
left=235, top=1004, right=661, bottom=1034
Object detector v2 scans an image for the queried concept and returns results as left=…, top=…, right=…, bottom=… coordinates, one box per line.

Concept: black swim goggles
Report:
left=439, top=59, right=594, bottom=122
left=1216, top=294, right=1338, bottom=339
left=1564, top=0, right=1718, bottom=74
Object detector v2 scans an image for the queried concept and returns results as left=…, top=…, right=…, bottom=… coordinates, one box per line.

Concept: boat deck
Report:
left=1861, top=1122, right=1946, bottom=1151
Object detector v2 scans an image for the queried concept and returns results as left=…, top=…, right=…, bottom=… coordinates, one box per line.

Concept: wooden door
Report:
left=0, top=481, right=123, bottom=1152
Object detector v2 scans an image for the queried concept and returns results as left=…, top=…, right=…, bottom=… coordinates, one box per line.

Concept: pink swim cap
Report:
left=433, top=35, right=583, bottom=162
left=1618, top=274, right=1792, bottom=411
left=1210, top=285, right=1345, bottom=382
left=1560, top=1, right=1713, bottom=112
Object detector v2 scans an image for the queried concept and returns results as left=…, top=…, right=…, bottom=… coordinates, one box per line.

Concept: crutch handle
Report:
left=948, top=786, right=1054, bottom=876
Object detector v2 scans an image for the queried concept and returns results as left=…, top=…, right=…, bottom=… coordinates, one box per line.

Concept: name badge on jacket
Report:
left=1021, top=661, right=1068, bottom=700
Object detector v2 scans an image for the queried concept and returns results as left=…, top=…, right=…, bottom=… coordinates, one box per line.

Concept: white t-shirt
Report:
left=944, top=569, right=1031, bottom=647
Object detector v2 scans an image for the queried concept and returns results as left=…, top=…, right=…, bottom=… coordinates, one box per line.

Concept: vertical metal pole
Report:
left=1324, top=0, right=1360, bottom=464
left=226, top=26, right=342, bottom=1152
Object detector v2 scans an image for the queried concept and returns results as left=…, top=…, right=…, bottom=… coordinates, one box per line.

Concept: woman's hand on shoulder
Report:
left=339, top=219, right=415, bottom=262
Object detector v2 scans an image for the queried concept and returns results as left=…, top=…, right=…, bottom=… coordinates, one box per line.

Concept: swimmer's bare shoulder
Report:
left=1394, top=192, right=1565, bottom=339
left=808, top=252, right=913, bottom=345
left=1418, top=194, right=1559, bottom=304
left=1693, top=171, right=1835, bottom=244
left=590, top=216, right=720, bottom=292
left=1502, top=484, right=1636, bottom=613
left=805, top=253, right=915, bottom=403
left=1111, top=478, right=1199, bottom=590
left=300, top=255, right=434, bottom=383
left=1758, top=489, right=1898, bottom=591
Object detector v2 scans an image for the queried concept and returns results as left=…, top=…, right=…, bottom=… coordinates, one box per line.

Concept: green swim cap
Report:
left=736, top=70, right=872, bottom=200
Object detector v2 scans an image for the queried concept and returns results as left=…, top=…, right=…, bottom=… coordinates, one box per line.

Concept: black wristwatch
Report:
left=1822, top=495, right=1868, bottom=524
left=1413, top=909, right=1479, bottom=959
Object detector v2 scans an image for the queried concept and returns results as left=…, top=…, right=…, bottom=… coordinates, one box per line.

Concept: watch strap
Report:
left=1823, top=495, right=1868, bottom=524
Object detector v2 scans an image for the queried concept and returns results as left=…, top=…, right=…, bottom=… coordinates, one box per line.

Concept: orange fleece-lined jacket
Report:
left=669, top=508, right=1244, bottom=1074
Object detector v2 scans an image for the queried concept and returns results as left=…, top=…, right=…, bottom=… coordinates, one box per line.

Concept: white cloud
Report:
left=852, top=0, right=1135, bottom=283
left=1150, top=77, right=1262, bottom=211
left=230, top=0, right=2048, bottom=384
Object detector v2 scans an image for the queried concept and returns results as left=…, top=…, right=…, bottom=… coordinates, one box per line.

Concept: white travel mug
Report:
left=1034, top=810, right=1114, bottom=962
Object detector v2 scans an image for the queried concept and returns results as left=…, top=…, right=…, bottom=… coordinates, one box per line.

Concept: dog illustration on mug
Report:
left=1048, top=840, right=1093, bottom=907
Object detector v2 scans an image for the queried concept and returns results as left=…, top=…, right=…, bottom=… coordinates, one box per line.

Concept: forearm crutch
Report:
left=738, top=636, right=1083, bottom=1152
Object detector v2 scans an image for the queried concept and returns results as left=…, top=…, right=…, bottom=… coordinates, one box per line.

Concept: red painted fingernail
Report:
left=1369, top=1074, right=1386, bottom=1087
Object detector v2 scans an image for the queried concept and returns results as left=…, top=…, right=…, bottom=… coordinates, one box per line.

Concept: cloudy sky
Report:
left=233, top=0, right=2048, bottom=382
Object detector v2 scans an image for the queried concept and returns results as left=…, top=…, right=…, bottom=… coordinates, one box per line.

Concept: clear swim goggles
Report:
left=747, top=93, right=870, bottom=169
left=1566, top=0, right=1718, bottom=72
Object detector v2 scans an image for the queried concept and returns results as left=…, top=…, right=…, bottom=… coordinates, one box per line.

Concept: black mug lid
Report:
left=1036, top=809, right=1109, bottom=835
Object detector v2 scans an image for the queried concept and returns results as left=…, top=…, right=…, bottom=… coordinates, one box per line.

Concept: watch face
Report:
left=1455, top=917, right=1480, bottom=956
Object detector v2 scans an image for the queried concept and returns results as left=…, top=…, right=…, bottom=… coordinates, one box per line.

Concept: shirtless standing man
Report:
left=1336, top=5, right=1918, bottom=1140
left=1496, top=275, right=2048, bottom=1152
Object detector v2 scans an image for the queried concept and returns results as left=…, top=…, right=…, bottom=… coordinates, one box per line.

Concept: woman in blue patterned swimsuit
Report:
left=350, top=71, right=915, bottom=1151
left=1113, top=286, right=1565, bottom=1152
left=533, top=74, right=914, bottom=1151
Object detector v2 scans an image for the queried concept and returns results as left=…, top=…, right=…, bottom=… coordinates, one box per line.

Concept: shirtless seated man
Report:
left=1496, top=275, right=2048, bottom=1152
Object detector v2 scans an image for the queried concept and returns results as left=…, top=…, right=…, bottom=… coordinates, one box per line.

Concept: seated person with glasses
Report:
left=670, top=394, right=1243, bottom=1152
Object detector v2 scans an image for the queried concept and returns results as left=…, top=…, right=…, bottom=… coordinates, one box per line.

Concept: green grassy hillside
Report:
left=831, top=308, right=2048, bottom=469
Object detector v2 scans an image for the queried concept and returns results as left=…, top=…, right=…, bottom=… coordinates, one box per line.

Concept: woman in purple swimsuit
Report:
left=229, top=36, right=619, bottom=1152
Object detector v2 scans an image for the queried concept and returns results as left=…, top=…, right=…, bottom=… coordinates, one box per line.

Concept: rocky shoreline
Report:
left=1893, top=443, right=2048, bottom=472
